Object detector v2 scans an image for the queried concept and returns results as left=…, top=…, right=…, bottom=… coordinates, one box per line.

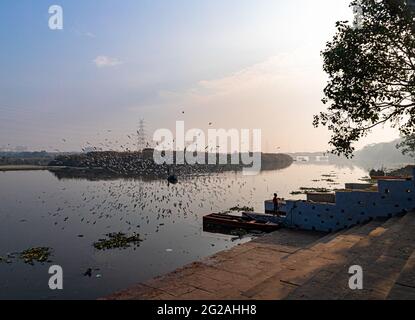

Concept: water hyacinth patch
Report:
left=20, top=247, right=52, bottom=265
left=93, top=233, right=143, bottom=251
left=229, top=206, right=254, bottom=212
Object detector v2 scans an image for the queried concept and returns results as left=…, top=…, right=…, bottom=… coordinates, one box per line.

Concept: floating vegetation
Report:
left=322, top=174, right=337, bottom=178
left=299, top=187, right=331, bottom=193
left=20, top=247, right=52, bottom=265
left=322, top=178, right=335, bottom=183
left=359, top=176, right=374, bottom=182
left=229, top=206, right=254, bottom=212
left=93, top=232, right=142, bottom=251
left=290, top=191, right=304, bottom=195
left=291, top=187, right=332, bottom=195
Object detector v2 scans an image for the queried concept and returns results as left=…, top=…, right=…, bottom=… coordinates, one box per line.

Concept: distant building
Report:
left=315, top=155, right=329, bottom=162
left=295, top=156, right=310, bottom=162
left=14, top=146, right=28, bottom=152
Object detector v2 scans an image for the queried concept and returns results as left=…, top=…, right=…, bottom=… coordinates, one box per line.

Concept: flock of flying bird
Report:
left=37, top=169, right=259, bottom=244
left=4, top=119, right=268, bottom=268
left=34, top=120, right=263, bottom=243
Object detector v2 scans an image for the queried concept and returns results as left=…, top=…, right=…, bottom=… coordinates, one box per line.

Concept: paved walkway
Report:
left=105, top=212, right=415, bottom=300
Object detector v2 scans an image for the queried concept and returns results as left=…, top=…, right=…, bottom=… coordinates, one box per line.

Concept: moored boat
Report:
left=203, top=213, right=280, bottom=233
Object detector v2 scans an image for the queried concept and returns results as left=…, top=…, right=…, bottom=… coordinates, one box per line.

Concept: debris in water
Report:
left=84, top=268, right=93, bottom=277
left=93, top=232, right=142, bottom=250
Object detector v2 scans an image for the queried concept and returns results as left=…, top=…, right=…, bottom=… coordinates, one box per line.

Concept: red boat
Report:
left=203, top=213, right=280, bottom=233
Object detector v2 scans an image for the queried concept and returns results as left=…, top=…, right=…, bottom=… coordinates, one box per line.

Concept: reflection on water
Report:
left=0, top=163, right=368, bottom=299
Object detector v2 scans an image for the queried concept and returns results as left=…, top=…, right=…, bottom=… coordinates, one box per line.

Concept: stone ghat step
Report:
left=103, top=212, right=415, bottom=300
left=286, top=212, right=415, bottom=300
left=242, top=219, right=389, bottom=299
left=387, top=251, right=415, bottom=299
left=102, top=229, right=324, bottom=300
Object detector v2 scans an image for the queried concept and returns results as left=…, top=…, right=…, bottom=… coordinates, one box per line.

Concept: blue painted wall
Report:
left=264, top=169, right=415, bottom=232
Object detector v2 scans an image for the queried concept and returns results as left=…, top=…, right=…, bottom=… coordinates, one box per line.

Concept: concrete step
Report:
left=343, top=213, right=415, bottom=300
left=240, top=219, right=387, bottom=299
left=306, top=219, right=387, bottom=257
left=104, top=212, right=415, bottom=300
left=301, top=218, right=383, bottom=253
left=286, top=214, right=414, bottom=299
left=104, top=226, right=325, bottom=300
left=387, top=251, right=415, bottom=299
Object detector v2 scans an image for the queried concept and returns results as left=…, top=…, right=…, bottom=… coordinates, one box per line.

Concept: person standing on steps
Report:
left=273, top=193, right=279, bottom=216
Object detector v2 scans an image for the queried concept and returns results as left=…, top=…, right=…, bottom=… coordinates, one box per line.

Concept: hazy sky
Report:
left=0, top=0, right=401, bottom=153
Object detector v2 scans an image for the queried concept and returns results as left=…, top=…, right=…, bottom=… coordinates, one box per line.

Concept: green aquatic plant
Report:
left=291, top=187, right=333, bottom=195
left=229, top=206, right=254, bottom=212
left=93, top=232, right=142, bottom=250
left=299, top=187, right=331, bottom=193
left=321, top=174, right=337, bottom=178
left=20, top=247, right=52, bottom=265
left=290, top=191, right=304, bottom=195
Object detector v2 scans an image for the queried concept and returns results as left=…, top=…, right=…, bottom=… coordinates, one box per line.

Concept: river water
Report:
left=0, top=163, right=368, bottom=299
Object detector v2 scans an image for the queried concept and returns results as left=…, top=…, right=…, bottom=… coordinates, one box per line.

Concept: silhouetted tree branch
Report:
left=314, top=0, right=415, bottom=157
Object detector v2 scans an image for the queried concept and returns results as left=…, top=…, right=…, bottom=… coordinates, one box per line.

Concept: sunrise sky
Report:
left=0, top=0, right=401, bottom=153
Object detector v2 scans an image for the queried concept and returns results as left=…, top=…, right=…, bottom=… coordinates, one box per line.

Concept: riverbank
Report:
left=0, top=165, right=53, bottom=171
left=105, top=211, right=415, bottom=300
left=104, top=228, right=324, bottom=300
